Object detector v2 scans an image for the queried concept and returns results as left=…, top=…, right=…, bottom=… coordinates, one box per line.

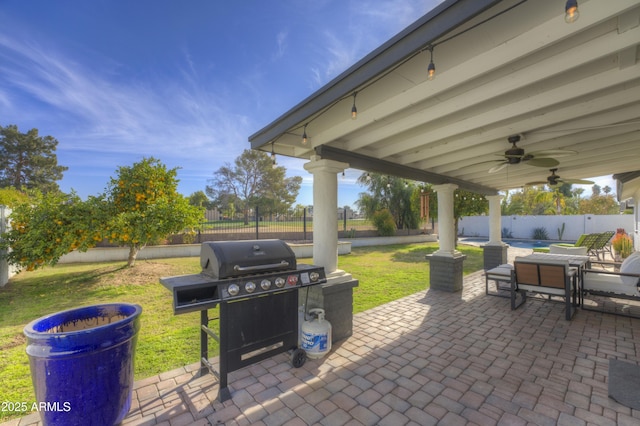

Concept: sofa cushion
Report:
left=583, top=272, right=639, bottom=297
left=549, top=244, right=588, bottom=256
left=620, top=252, right=640, bottom=286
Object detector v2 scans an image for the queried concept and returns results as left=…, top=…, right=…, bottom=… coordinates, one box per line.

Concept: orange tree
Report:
left=0, top=191, right=109, bottom=271
left=1, top=158, right=203, bottom=271
left=104, top=157, right=203, bottom=266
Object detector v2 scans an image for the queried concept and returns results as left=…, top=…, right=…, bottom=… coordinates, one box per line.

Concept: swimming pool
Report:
left=460, top=237, right=563, bottom=249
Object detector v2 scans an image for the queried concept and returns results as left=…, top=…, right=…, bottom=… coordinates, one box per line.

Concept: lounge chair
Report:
left=588, top=231, right=615, bottom=260
left=549, top=233, right=599, bottom=256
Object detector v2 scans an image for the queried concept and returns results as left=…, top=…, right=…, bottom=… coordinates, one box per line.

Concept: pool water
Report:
left=460, top=237, right=563, bottom=249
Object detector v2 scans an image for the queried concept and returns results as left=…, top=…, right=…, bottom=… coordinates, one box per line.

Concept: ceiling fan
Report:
left=526, top=168, right=595, bottom=187
left=487, top=135, right=577, bottom=173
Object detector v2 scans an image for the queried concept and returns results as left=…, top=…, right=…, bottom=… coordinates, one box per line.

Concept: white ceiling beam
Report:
left=385, top=65, right=640, bottom=162
left=310, top=0, right=638, bottom=151
left=343, top=22, right=636, bottom=152
left=412, top=109, right=640, bottom=173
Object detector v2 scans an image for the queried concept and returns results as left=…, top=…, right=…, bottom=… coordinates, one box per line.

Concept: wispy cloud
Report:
left=0, top=32, right=249, bottom=166
left=0, top=1, right=443, bottom=203
left=307, top=0, right=439, bottom=87
left=354, top=0, right=433, bottom=29
left=273, top=30, right=289, bottom=60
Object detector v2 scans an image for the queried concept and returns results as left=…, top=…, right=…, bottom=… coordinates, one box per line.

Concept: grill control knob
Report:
left=309, top=272, right=320, bottom=282
left=245, top=281, right=256, bottom=293
left=227, top=284, right=240, bottom=296
left=260, top=279, right=271, bottom=290
left=275, top=277, right=285, bottom=288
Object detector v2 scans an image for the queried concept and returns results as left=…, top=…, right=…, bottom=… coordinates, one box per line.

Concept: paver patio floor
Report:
left=5, top=266, right=640, bottom=425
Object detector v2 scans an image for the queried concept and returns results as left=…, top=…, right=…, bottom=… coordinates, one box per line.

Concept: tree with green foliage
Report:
left=206, top=150, right=302, bottom=224
left=105, top=157, right=203, bottom=266
left=421, top=186, right=488, bottom=243
left=501, top=183, right=620, bottom=215
left=356, top=173, right=420, bottom=231
left=0, top=125, right=68, bottom=193
left=1, top=157, right=203, bottom=271
left=0, top=187, right=29, bottom=208
left=189, top=190, right=213, bottom=209
left=578, top=185, right=619, bottom=214
left=0, top=191, right=108, bottom=271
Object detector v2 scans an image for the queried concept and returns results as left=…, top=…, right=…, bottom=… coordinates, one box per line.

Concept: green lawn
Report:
left=0, top=242, right=482, bottom=422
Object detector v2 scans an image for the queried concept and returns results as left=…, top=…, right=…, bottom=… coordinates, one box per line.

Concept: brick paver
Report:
left=4, top=254, right=640, bottom=425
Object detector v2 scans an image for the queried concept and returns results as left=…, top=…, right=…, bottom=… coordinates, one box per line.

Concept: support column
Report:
left=303, top=155, right=358, bottom=343
left=483, top=194, right=508, bottom=270
left=634, top=187, right=640, bottom=252
left=427, top=184, right=466, bottom=292
left=433, top=184, right=457, bottom=255
left=303, top=155, right=348, bottom=273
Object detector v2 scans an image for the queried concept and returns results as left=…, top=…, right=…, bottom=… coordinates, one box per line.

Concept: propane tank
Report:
left=301, top=308, right=332, bottom=359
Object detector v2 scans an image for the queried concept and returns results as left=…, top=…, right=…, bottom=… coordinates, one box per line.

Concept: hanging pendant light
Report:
left=271, top=143, right=277, bottom=169
left=427, top=46, right=436, bottom=81
left=351, top=92, right=358, bottom=120
left=302, top=123, right=308, bottom=145
left=565, top=0, right=579, bottom=23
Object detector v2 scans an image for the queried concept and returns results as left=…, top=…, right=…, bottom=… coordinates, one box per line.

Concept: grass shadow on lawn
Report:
left=0, top=261, right=189, bottom=328
left=390, top=244, right=485, bottom=273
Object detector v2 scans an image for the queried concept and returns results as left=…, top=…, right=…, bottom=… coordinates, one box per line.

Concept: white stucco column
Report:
left=303, top=155, right=349, bottom=273
left=433, top=183, right=459, bottom=256
left=634, top=187, right=640, bottom=252
left=486, top=194, right=504, bottom=245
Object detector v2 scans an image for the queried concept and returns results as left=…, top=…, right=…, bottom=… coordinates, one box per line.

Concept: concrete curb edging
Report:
left=56, top=234, right=437, bottom=264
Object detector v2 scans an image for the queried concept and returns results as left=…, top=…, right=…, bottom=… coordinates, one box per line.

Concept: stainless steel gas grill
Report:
left=160, top=240, right=326, bottom=402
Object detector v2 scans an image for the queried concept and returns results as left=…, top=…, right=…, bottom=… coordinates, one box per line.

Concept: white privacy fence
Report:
left=458, top=214, right=634, bottom=242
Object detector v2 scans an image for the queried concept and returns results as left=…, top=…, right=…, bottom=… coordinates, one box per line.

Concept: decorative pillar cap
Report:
left=303, top=156, right=349, bottom=174
left=432, top=183, right=458, bottom=193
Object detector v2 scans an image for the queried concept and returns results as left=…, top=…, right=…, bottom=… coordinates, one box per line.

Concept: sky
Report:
left=0, top=1, right=616, bottom=209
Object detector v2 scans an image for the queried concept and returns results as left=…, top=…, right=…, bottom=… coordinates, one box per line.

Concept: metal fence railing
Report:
left=195, top=206, right=376, bottom=242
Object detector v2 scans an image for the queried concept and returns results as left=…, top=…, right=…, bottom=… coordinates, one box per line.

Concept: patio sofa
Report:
left=511, top=257, right=578, bottom=320
left=582, top=251, right=640, bottom=299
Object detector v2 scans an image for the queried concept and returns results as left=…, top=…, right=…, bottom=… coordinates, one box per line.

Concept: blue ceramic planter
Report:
left=24, top=303, right=142, bottom=426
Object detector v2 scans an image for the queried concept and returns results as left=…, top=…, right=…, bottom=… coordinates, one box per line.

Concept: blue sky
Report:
left=0, top=1, right=614, bottom=209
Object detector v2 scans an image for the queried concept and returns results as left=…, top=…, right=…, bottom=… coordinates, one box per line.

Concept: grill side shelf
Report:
left=160, top=274, right=221, bottom=315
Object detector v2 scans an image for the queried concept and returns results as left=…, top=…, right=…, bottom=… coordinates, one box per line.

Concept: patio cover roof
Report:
left=249, top=0, right=640, bottom=196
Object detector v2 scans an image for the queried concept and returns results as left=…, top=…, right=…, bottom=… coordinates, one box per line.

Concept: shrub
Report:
left=502, top=227, right=513, bottom=238
left=612, top=231, right=633, bottom=259
left=531, top=227, right=549, bottom=240
left=372, top=209, right=396, bottom=236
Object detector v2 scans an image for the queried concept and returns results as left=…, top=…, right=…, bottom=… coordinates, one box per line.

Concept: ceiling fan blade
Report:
left=525, top=181, right=548, bottom=186
left=528, top=149, right=577, bottom=159
left=525, top=157, right=559, bottom=167
left=488, top=162, right=508, bottom=173
left=559, top=178, right=595, bottom=185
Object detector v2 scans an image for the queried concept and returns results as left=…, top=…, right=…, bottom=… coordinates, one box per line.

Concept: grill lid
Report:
left=200, top=240, right=297, bottom=279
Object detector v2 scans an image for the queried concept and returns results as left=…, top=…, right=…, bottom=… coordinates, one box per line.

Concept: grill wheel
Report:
left=291, top=348, right=307, bottom=368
